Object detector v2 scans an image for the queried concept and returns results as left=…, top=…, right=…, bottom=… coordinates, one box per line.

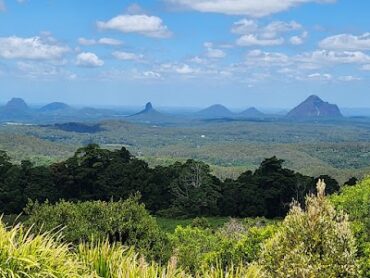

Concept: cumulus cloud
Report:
left=246, top=49, right=289, bottom=64
left=166, top=0, right=336, bottom=17
left=290, top=31, right=308, bottom=45
left=76, top=52, right=104, bottom=67
left=204, top=42, right=226, bottom=58
left=319, top=33, right=370, bottom=50
left=297, top=50, right=370, bottom=65
left=237, top=35, right=284, bottom=46
left=175, top=64, right=199, bottom=74
left=112, top=51, right=143, bottom=61
left=0, top=36, right=69, bottom=60
left=233, top=20, right=302, bottom=46
left=97, top=14, right=171, bottom=38
left=78, top=37, right=123, bottom=46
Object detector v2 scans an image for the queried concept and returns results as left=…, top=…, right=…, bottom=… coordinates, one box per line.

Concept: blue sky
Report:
left=0, top=0, right=370, bottom=108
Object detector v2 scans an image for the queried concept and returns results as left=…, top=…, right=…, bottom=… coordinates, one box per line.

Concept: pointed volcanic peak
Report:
left=287, top=95, right=343, bottom=119
left=196, top=104, right=234, bottom=119
left=239, top=107, right=265, bottom=118
left=39, top=102, right=71, bottom=112
left=130, top=102, right=160, bottom=116
left=128, top=102, right=173, bottom=123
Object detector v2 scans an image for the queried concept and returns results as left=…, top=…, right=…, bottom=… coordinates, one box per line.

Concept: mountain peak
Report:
left=306, top=95, right=323, bottom=103
left=5, top=98, right=29, bottom=111
left=145, top=102, right=153, bottom=111
left=40, top=102, right=71, bottom=112
left=287, top=95, right=342, bottom=119
left=197, top=104, right=233, bottom=118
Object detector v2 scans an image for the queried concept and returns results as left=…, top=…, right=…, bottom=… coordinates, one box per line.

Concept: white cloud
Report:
left=112, top=51, right=143, bottom=61
left=246, top=49, right=289, bottom=64
left=98, top=38, right=123, bottom=46
left=76, top=52, right=104, bottom=67
left=262, top=21, right=301, bottom=38
left=307, top=72, right=332, bottom=80
left=232, top=19, right=301, bottom=37
left=231, top=19, right=258, bottom=34
left=206, top=48, right=226, bottom=58
left=297, top=50, right=370, bottom=65
left=166, top=0, right=335, bottom=17
left=338, top=75, right=361, bottom=82
left=175, top=64, right=199, bottom=74
left=0, top=36, right=69, bottom=60
left=319, top=33, right=370, bottom=50
left=290, top=31, right=308, bottom=45
left=233, top=20, right=302, bottom=46
left=203, top=42, right=226, bottom=58
left=78, top=38, right=96, bottom=46
left=16, top=61, right=76, bottom=80
left=78, top=37, right=123, bottom=46
left=237, top=34, right=284, bottom=46
left=97, top=14, right=171, bottom=38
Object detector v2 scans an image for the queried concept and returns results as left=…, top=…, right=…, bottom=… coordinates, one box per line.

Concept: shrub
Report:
left=170, top=219, right=276, bottom=273
left=191, top=217, right=211, bottom=229
left=25, top=196, right=171, bottom=262
left=330, top=177, right=370, bottom=277
left=258, top=180, right=360, bottom=277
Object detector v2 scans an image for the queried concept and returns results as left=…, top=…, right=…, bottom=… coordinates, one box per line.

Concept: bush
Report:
left=330, top=177, right=370, bottom=277
left=25, top=196, right=171, bottom=262
left=170, top=219, right=277, bottom=273
left=0, top=218, right=262, bottom=277
left=191, top=217, right=211, bottom=229
left=258, top=180, right=360, bottom=277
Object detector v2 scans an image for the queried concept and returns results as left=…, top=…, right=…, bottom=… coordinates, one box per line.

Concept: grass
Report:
left=0, top=218, right=265, bottom=277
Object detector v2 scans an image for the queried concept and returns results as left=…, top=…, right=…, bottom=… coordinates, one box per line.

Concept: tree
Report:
left=168, top=160, right=221, bottom=217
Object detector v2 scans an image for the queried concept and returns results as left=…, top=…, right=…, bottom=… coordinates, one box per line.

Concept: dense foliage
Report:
left=331, top=178, right=370, bottom=276
left=0, top=179, right=366, bottom=277
left=258, top=180, right=360, bottom=277
left=25, top=196, right=171, bottom=262
left=0, top=145, right=341, bottom=219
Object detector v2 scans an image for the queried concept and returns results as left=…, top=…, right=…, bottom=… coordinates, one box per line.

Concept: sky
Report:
left=0, top=0, right=370, bottom=108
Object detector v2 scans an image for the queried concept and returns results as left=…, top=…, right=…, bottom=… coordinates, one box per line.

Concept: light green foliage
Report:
left=156, top=217, right=228, bottom=233
left=0, top=218, right=262, bottom=277
left=25, top=196, right=171, bottom=262
left=330, top=177, right=370, bottom=277
left=259, top=180, right=360, bottom=277
left=0, top=220, right=89, bottom=277
left=170, top=219, right=277, bottom=273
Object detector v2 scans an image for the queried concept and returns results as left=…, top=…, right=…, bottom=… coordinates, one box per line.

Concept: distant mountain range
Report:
left=0, top=95, right=352, bottom=124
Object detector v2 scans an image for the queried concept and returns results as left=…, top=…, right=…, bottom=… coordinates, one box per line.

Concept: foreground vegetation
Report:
left=1, top=179, right=367, bottom=277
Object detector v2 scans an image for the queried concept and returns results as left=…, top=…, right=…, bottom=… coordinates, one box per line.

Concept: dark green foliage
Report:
left=25, top=196, right=171, bottom=262
left=220, top=157, right=316, bottom=218
left=0, top=145, right=340, bottom=219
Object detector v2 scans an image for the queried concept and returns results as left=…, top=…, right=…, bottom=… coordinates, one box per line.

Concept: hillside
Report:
left=238, top=107, right=265, bottom=118
left=196, top=104, right=234, bottom=119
